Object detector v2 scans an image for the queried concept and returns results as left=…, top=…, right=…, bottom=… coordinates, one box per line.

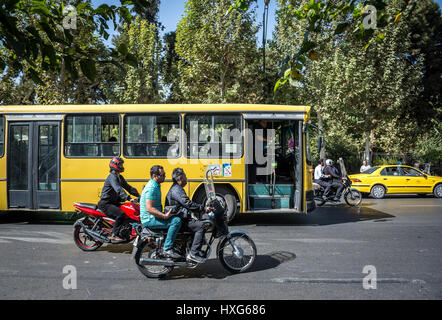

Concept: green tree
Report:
left=0, top=0, right=146, bottom=83
left=175, top=0, right=261, bottom=103
left=110, top=17, right=163, bottom=104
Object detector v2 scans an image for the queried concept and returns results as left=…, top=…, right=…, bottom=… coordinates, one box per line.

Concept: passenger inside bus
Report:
left=249, top=120, right=299, bottom=184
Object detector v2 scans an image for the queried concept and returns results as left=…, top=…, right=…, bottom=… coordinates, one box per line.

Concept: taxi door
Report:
left=379, top=166, right=407, bottom=194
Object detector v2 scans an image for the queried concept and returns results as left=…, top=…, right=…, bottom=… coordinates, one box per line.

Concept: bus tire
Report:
left=195, top=185, right=237, bottom=223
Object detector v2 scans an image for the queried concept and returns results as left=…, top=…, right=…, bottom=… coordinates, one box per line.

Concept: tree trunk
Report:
left=364, top=131, right=371, bottom=165
left=317, top=109, right=326, bottom=160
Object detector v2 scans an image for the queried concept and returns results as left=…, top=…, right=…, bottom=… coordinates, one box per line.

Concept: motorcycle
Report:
left=313, top=157, right=362, bottom=207
left=72, top=200, right=142, bottom=251
left=132, top=167, right=257, bottom=278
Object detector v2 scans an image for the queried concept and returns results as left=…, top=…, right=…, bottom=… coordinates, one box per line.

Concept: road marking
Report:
left=0, top=236, right=71, bottom=244
left=271, top=277, right=426, bottom=284
left=398, top=205, right=442, bottom=207
left=273, top=238, right=367, bottom=244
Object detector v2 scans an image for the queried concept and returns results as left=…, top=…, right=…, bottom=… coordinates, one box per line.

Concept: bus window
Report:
left=184, top=114, right=242, bottom=159
left=64, top=114, right=120, bottom=157
left=123, top=114, right=180, bottom=158
left=0, top=116, right=4, bottom=157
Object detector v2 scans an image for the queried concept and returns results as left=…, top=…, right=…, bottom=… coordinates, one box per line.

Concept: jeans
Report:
left=143, top=216, right=182, bottom=251
left=187, top=219, right=205, bottom=253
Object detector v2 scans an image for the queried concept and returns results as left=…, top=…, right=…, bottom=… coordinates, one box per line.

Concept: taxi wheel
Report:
left=370, top=185, right=386, bottom=199
left=433, top=184, right=442, bottom=198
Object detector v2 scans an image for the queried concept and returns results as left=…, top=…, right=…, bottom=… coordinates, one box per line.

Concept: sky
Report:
left=92, top=0, right=442, bottom=47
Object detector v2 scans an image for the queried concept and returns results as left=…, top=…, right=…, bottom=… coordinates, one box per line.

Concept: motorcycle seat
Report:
left=142, top=226, right=165, bottom=238
left=74, top=202, right=98, bottom=210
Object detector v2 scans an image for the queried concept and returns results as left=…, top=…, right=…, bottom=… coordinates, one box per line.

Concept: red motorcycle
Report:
left=72, top=200, right=143, bottom=251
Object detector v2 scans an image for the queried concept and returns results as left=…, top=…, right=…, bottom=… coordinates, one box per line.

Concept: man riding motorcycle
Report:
left=322, top=159, right=344, bottom=201
left=165, top=168, right=212, bottom=263
left=98, top=157, right=140, bottom=243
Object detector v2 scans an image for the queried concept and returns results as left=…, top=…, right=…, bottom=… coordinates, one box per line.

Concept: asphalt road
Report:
left=0, top=195, right=441, bottom=300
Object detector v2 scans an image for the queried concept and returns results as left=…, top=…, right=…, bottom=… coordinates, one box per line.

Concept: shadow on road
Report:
left=161, top=251, right=296, bottom=280
left=231, top=205, right=395, bottom=227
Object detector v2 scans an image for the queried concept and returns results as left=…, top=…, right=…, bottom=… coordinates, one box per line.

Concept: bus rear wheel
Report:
left=195, top=185, right=237, bottom=223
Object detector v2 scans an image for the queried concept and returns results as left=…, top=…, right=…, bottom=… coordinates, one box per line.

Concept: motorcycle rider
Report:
left=322, top=159, right=344, bottom=201
left=165, top=168, right=212, bottom=263
left=314, top=159, right=332, bottom=196
left=98, top=157, right=140, bottom=243
left=140, top=165, right=182, bottom=259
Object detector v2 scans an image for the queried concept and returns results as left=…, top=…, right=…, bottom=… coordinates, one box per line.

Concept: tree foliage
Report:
left=175, top=0, right=261, bottom=103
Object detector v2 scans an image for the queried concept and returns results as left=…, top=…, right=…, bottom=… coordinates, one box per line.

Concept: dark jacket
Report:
left=165, top=183, right=204, bottom=219
left=100, top=172, right=140, bottom=205
left=322, top=165, right=341, bottom=181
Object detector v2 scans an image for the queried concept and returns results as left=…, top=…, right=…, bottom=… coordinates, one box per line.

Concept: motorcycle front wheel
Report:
left=218, top=232, right=257, bottom=273
left=344, top=189, right=362, bottom=207
left=133, top=240, right=174, bottom=279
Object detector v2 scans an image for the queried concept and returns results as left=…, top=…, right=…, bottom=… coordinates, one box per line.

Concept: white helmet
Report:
left=326, top=159, right=333, bottom=166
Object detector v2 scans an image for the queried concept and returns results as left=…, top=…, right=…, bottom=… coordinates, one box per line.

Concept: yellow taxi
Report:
left=348, top=165, right=442, bottom=199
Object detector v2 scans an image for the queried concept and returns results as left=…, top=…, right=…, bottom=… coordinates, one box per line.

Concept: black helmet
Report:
left=109, top=157, right=124, bottom=172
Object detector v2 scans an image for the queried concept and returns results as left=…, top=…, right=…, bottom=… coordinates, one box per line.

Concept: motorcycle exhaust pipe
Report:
left=139, top=258, right=186, bottom=267
left=79, top=222, right=110, bottom=243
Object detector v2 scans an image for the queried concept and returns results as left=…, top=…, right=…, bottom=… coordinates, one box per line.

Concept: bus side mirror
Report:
left=317, top=136, right=323, bottom=153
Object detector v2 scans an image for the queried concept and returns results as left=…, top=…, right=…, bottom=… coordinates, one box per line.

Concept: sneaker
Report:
left=163, top=249, right=182, bottom=259
left=109, top=235, right=125, bottom=243
left=187, top=251, right=204, bottom=263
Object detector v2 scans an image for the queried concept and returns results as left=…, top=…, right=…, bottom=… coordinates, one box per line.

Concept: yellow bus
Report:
left=0, top=104, right=316, bottom=220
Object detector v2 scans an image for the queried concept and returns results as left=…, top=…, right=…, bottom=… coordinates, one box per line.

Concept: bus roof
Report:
left=0, top=104, right=310, bottom=115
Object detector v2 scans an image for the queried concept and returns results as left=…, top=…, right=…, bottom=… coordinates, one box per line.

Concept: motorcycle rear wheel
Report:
left=218, top=232, right=256, bottom=273
left=133, top=241, right=174, bottom=279
left=344, top=189, right=362, bottom=207
left=73, top=220, right=103, bottom=251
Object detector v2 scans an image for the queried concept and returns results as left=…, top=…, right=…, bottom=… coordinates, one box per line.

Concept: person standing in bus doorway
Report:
left=140, top=165, right=182, bottom=259
left=98, top=157, right=140, bottom=243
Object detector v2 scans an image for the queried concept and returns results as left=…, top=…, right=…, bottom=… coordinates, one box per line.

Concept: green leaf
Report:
left=117, top=43, right=128, bottom=55
left=80, top=59, right=96, bottom=82
left=119, top=6, right=131, bottom=23
left=274, top=78, right=287, bottom=92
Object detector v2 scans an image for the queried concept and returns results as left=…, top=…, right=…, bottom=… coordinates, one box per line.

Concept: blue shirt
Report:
left=140, top=179, right=162, bottom=225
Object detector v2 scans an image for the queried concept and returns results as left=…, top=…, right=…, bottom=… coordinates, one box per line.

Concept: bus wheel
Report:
left=196, top=186, right=237, bottom=223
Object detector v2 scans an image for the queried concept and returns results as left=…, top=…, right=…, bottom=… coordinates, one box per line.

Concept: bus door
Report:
left=7, top=121, right=61, bottom=209
left=243, top=113, right=304, bottom=212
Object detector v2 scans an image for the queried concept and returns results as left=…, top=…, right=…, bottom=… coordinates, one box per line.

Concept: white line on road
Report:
left=273, top=238, right=367, bottom=244
left=398, top=205, right=442, bottom=207
left=271, top=277, right=426, bottom=284
left=0, top=236, right=71, bottom=244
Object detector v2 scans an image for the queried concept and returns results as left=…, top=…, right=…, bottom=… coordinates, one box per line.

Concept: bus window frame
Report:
left=183, top=113, right=244, bottom=159
left=122, top=113, right=182, bottom=159
left=63, top=113, right=121, bottom=159
left=0, top=115, right=4, bottom=158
